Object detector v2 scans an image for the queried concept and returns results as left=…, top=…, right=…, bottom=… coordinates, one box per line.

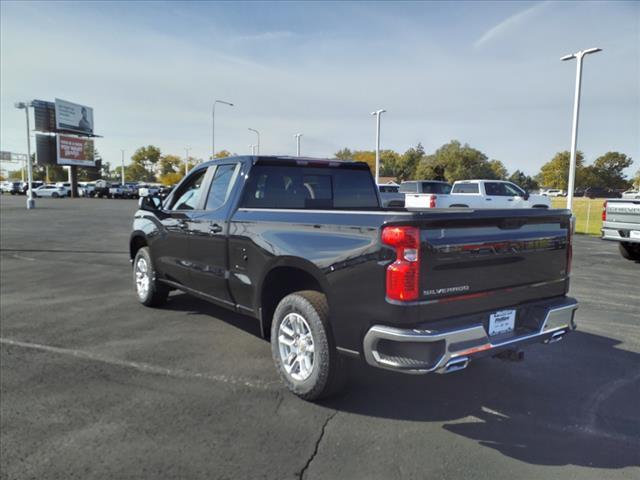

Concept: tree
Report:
left=633, top=169, right=640, bottom=188
left=592, top=152, right=633, bottom=189
left=131, top=145, right=161, bottom=181
left=508, top=170, right=539, bottom=191
left=351, top=151, right=376, bottom=172
left=158, top=154, right=182, bottom=176
left=537, top=151, right=585, bottom=190
left=379, top=150, right=402, bottom=178
left=334, top=148, right=353, bottom=161
left=395, top=143, right=425, bottom=181
left=159, top=171, right=183, bottom=186
left=415, top=140, right=495, bottom=182
left=489, top=160, right=508, bottom=180
left=214, top=150, right=232, bottom=159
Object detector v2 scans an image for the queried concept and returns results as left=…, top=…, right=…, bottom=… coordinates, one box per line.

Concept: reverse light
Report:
left=382, top=226, right=420, bottom=301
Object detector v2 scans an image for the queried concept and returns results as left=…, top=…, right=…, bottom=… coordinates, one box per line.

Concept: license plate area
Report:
left=488, top=310, right=516, bottom=336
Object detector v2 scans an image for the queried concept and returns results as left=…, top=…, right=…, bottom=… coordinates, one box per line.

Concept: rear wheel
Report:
left=271, top=290, right=346, bottom=400
left=133, top=247, right=169, bottom=306
left=52, top=192, right=59, bottom=198
left=619, top=242, right=640, bottom=261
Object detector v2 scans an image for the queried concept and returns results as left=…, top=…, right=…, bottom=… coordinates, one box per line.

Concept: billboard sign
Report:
left=55, top=98, right=94, bottom=135
left=57, top=135, right=95, bottom=167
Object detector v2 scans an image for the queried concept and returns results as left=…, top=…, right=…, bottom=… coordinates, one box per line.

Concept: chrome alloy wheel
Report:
left=278, top=312, right=315, bottom=381
left=135, top=257, right=150, bottom=299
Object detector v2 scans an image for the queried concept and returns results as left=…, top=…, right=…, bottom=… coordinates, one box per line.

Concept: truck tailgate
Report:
left=410, top=209, right=571, bottom=316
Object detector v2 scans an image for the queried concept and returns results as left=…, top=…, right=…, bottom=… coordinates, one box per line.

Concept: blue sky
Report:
left=1, top=1, right=638, bottom=177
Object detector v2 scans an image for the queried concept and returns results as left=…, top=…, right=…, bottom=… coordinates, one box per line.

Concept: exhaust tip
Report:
left=443, top=356, right=469, bottom=373
left=546, top=330, right=566, bottom=344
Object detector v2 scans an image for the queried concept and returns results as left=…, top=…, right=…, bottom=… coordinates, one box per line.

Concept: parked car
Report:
left=583, top=187, right=621, bottom=199
left=1, top=181, right=22, bottom=195
left=138, top=183, right=161, bottom=197
left=32, top=185, right=67, bottom=198
left=621, top=189, right=640, bottom=200
left=78, top=182, right=96, bottom=197
left=21, top=181, right=43, bottom=194
left=378, top=184, right=405, bottom=208
left=130, top=156, right=577, bottom=400
left=55, top=182, right=74, bottom=197
left=158, top=184, right=175, bottom=200
left=405, top=179, right=551, bottom=209
left=542, top=189, right=566, bottom=197
left=601, top=198, right=640, bottom=261
left=109, top=182, right=138, bottom=199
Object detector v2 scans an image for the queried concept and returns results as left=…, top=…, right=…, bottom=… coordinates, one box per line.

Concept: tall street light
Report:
left=249, top=144, right=256, bottom=155
left=294, top=133, right=303, bottom=156
left=371, top=109, right=386, bottom=185
left=212, top=100, right=234, bottom=159
left=561, top=47, right=602, bottom=209
left=14, top=101, right=35, bottom=209
left=248, top=128, right=260, bottom=155
left=184, top=147, right=192, bottom=175
left=120, top=150, right=125, bottom=186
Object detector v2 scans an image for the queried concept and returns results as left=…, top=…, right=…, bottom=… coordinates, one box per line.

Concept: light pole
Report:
left=294, top=133, right=303, bottom=156
left=248, top=128, right=260, bottom=155
left=249, top=144, right=256, bottom=155
left=212, top=100, right=233, bottom=159
left=185, top=147, right=192, bottom=175
left=120, top=150, right=125, bottom=186
left=561, top=47, right=602, bottom=209
left=14, top=101, right=35, bottom=209
left=371, top=109, right=386, bottom=185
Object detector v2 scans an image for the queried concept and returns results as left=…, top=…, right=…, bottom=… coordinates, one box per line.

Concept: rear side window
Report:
left=452, top=183, right=479, bottom=194
left=240, top=165, right=378, bottom=209
left=399, top=182, right=418, bottom=193
left=421, top=182, right=452, bottom=194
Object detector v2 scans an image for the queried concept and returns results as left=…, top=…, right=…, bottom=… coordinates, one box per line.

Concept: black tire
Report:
left=52, top=192, right=59, bottom=198
left=132, top=247, right=169, bottom=307
left=271, top=290, right=347, bottom=401
left=619, top=243, right=640, bottom=261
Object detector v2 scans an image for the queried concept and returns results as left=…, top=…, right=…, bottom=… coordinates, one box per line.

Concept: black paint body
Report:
left=131, top=156, right=572, bottom=354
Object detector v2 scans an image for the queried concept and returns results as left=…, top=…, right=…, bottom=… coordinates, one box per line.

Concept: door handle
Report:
left=486, top=198, right=492, bottom=201
left=508, top=198, right=514, bottom=201
left=209, top=223, right=223, bottom=234
left=177, top=220, right=189, bottom=230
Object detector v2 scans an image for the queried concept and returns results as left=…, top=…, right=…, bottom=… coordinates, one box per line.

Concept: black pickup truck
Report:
left=130, top=156, right=578, bottom=400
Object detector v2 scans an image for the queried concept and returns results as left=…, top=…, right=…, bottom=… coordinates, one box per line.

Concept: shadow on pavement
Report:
left=160, top=293, right=639, bottom=470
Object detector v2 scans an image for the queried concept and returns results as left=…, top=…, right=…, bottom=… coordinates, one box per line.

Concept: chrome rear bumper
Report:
left=363, top=299, right=578, bottom=374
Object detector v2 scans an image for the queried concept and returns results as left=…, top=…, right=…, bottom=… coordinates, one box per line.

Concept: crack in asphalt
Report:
left=298, top=411, right=338, bottom=480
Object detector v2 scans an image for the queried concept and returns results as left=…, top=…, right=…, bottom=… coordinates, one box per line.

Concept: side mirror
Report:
left=523, top=192, right=530, bottom=201
left=138, top=194, right=162, bottom=212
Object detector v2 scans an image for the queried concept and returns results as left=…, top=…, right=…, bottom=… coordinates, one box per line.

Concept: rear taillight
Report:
left=429, top=195, right=437, bottom=208
left=602, top=201, right=607, bottom=222
left=382, top=226, right=420, bottom=301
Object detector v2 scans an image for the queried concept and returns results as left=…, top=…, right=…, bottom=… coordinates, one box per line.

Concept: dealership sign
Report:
left=57, top=135, right=95, bottom=167
left=55, top=98, right=94, bottom=135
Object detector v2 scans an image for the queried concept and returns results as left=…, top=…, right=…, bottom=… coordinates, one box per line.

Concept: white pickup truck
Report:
left=601, top=198, right=640, bottom=261
left=404, top=179, right=551, bottom=209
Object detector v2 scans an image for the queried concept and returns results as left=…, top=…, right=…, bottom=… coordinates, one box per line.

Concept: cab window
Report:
left=171, top=170, right=206, bottom=210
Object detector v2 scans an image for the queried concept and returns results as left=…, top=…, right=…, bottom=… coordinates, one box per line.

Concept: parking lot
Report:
left=1, top=195, right=638, bottom=479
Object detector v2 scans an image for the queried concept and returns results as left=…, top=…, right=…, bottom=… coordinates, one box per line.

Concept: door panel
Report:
left=187, top=163, right=241, bottom=305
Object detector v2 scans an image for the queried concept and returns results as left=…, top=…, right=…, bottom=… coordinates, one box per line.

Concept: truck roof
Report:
left=200, top=155, right=370, bottom=170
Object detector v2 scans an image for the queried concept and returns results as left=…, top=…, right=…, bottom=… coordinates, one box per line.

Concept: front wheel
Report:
left=619, top=242, right=640, bottom=261
left=52, top=192, right=59, bottom=198
left=271, top=291, right=346, bottom=400
left=133, top=247, right=169, bottom=306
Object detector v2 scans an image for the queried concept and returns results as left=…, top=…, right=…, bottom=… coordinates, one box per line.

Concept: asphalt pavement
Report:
left=1, top=194, right=638, bottom=479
